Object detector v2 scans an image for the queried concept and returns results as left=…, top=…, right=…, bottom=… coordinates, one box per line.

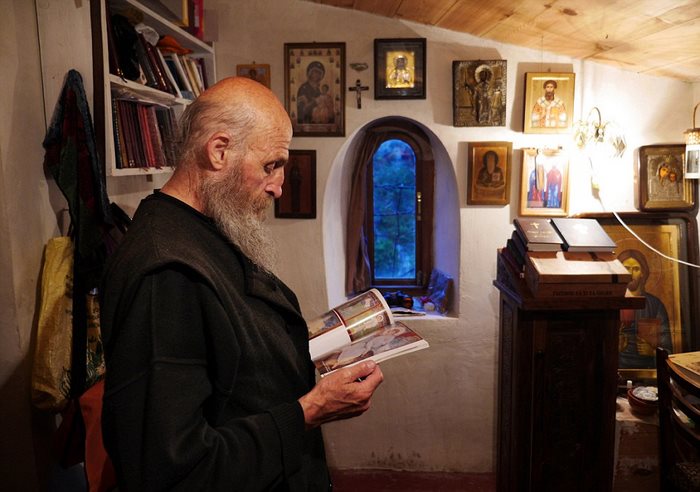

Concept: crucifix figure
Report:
left=348, top=79, right=369, bottom=109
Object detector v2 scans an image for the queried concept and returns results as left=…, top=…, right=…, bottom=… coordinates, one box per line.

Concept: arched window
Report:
left=346, top=119, right=434, bottom=295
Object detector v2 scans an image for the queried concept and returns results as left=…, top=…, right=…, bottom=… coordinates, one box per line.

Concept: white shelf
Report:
left=109, top=165, right=175, bottom=177
left=115, top=0, right=212, bottom=55
left=93, top=0, right=216, bottom=176
left=109, top=74, right=193, bottom=105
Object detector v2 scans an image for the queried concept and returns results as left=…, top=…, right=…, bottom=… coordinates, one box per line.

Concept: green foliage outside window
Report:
left=372, top=139, right=416, bottom=279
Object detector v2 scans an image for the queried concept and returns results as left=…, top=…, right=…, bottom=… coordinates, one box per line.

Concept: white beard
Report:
left=200, top=164, right=279, bottom=273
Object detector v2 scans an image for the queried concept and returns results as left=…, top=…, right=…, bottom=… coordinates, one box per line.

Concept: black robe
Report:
left=100, top=193, right=329, bottom=491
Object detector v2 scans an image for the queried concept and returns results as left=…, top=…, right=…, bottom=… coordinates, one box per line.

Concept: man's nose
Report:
left=265, top=168, right=285, bottom=199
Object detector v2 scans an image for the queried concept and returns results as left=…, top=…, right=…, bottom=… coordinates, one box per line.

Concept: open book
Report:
left=668, top=351, right=700, bottom=384
left=307, top=289, right=429, bottom=376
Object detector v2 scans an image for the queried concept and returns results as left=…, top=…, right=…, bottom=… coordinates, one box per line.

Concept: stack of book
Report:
left=107, top=8, right=209, bottom=101
left=158, top=50, right=207, bottom=100
left=111, top=99, right=179, bottom=169
left=497, top=217, right=631, bottom=298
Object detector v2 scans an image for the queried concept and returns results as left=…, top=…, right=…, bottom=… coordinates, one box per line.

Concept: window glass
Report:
left=372, top=139, right=416, bottom=280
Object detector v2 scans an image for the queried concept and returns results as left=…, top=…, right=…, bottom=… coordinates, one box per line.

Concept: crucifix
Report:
left=348, top=79, right=369, bottom=109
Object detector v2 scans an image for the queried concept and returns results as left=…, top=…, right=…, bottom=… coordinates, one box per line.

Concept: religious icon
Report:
left=284, top=43, right=345, bottom=137
left=386, top=52, right=414, bottom=89
left=374, top=38, right=426, bottom=99
left=639, top=144, right=696, bottom=211
left=467, top=141, right=512, bottom=205
left=523, top=72, right=575, bottom=134
left=453, top=60, right=507, bottom=127
left=519, top=147, right=569, bottom=216
left=236, top=64, right=270, bottom=88
left=274, top=150, right=316, bottom=219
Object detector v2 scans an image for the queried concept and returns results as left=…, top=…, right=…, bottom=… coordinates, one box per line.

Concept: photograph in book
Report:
left=307, top=288, right=392, bottom=340
left=307, top=289, right=394, bottom=361
left=306, top=289, right=428, bottom=375
left=313, top=321, right=428, bottom=377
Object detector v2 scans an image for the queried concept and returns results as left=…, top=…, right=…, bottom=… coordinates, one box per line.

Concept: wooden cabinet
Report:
left=90, top=0, right=215, bottom=176
left=495, top=282, right=645, bottom=492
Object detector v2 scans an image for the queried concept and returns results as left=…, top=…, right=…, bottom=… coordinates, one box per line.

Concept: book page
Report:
left=307, top=289, right=394, bottom=361
left=309, top=327, right=351, bottom=361
left=333, top=288, right=394, bottom=341
left=313, top=321, right=429, bottom=376
left=306, top=289, right=394, bottom=340
left=669, top=351, right=700, bottom=378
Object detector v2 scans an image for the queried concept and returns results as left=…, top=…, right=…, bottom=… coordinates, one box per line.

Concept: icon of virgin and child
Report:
left=296, top=61, right=335, bottom=125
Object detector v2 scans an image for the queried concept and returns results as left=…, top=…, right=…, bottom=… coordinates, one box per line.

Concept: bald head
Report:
left=175, top=77, right=292, bottom=169
left=198, top=77, right=290, bottom=127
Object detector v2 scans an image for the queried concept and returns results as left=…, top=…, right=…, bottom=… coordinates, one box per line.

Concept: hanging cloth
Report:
left=42, top=69, right=114, bottom=397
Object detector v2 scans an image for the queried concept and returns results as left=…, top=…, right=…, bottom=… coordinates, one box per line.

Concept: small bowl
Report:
left=627, top=386, right=658, bottom=415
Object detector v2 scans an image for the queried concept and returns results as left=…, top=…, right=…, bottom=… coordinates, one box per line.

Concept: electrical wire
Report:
left=595, top=187, right=700, bottom=269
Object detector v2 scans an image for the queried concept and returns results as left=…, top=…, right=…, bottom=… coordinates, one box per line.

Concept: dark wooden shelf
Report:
left=495, top=282, right=639, bottom=492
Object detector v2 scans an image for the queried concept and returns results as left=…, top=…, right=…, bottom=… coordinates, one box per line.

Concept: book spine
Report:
left=160, top=51, right=187, bottom=96
left=134, top=34, right=159, bottom=90
left=129, top=102, right=147, bottom=167
left=148, top=40, right=178, bottom=95
left=182, top=56, right=203, bottom=96
left=500, top=245, right=525, bottom=275
left=105, top=5, right=123, bottom=78
left=117, top=100, right=136, bottom=167
left=155, top=106, right=178, bottom=166
left=111, top=101, right=125, bottom=169
left=139, top=33, right=170, bottom=93
left=506, top=237, right=526, bottom=267
left=136, top=104, right=155, bottom=167
left=496, top=251, right=528, bottom=298
left=155, top=48, right=181, bottom=97
left=195, top=57, right=209, bottom=89
left=167, top=53, right=193, bottom=91
left=146, top=105, right=167, bottom=168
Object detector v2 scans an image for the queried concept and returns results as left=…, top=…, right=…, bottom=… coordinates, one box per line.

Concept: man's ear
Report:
left=206, top=132, right=231, bottom=170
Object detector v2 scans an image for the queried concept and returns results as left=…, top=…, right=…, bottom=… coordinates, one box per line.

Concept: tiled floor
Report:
left=330, top=469, right=496, bottom=492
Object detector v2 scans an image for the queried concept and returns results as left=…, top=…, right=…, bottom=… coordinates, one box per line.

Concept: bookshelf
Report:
left=90, top=0, right=216, bottom=176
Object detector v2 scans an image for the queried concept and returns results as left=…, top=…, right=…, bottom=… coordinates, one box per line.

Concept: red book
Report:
left=126, top=102, right=146, bottom=167
left=137, top=104, right=156, bottom=167
left=116, top=100, right=136, bottom=167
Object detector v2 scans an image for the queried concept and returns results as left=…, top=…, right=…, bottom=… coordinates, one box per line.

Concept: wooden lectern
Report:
left=494, top=278, right=645, bottom=492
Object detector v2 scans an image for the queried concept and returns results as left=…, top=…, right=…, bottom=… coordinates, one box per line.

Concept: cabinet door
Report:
left=497, top=299, right=619, bottom=492
left=530, top=311, right=617, bottom=491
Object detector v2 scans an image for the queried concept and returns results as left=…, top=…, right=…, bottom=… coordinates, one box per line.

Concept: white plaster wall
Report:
left=0, top=0, right=63, bottom=487
left=2, top=0, right=698, bottom=483
left=209, top=0, right=697, bottom=473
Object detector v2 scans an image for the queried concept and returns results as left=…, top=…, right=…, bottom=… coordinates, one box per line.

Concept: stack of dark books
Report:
left=497, top=217, right=631, bottom=298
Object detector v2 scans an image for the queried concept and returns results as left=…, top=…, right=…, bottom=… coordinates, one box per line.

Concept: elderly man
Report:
left=100, top=77, right=383, bottom=491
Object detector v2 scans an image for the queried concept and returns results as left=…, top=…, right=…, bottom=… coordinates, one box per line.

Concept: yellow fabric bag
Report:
left=31, top=237, right=106, bottom=412
left=31, top=237, right=74, bottom=412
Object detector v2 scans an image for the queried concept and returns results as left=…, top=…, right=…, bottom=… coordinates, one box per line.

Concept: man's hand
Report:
left=298, top=361, right=384, bottom=430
